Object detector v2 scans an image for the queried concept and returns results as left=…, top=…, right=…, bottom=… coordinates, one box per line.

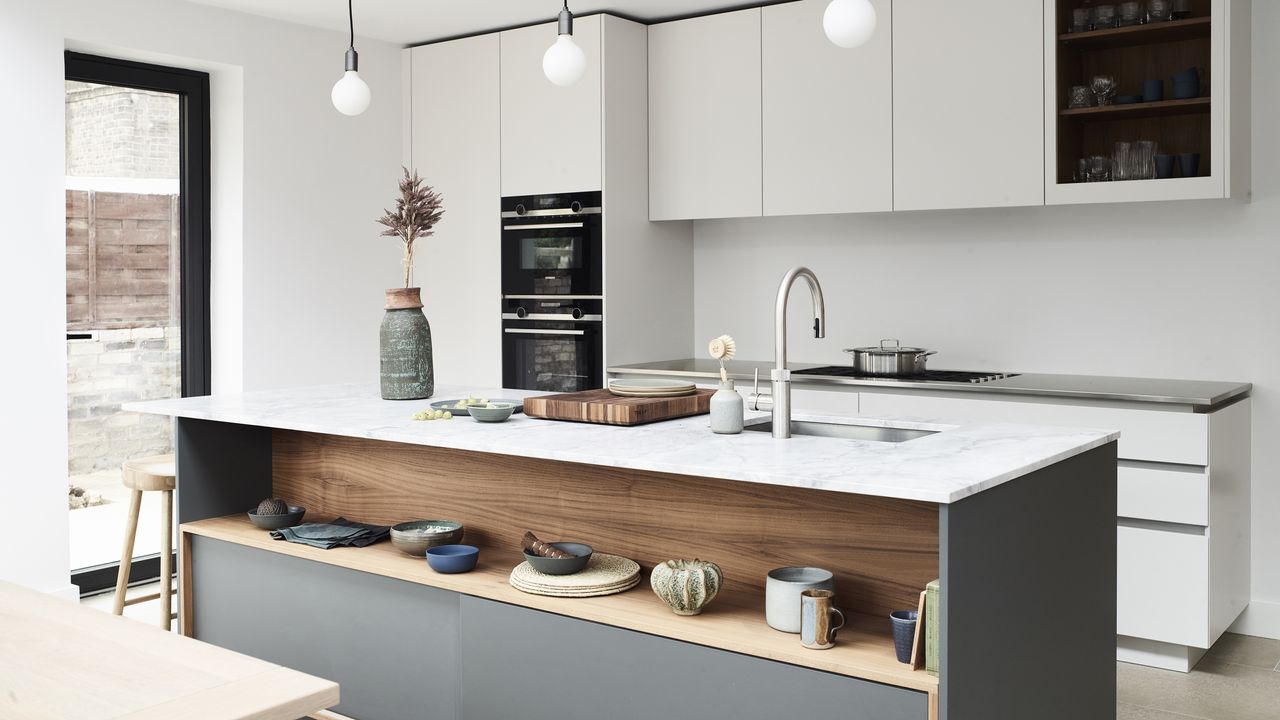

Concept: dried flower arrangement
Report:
left=376, top=167, right=445, bottom=288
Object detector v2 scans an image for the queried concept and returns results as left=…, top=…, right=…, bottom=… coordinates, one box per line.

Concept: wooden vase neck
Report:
left=385, top=287, right=423, bottom=310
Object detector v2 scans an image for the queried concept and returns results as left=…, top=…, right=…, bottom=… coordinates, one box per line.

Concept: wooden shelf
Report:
left=1059, top=96, right=1210, bottom=120
left=1058, top=17, right=1210, bottom=48
left=183, top=514, right=939, bottom=694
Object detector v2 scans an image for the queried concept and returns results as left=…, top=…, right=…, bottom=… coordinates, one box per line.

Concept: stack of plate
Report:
left=509, top=554, right=641, bottom=598
left=608, top=379, right=697, bottom=398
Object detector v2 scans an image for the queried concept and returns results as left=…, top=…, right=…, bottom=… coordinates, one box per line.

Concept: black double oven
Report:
left=501, top=191, right=603, bottom=393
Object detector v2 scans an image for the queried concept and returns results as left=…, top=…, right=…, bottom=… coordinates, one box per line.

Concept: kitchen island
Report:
left=128, top=383, right=1119, bottom=720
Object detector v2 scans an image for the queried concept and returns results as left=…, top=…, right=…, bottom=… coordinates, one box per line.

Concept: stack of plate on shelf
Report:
left=509, top=554, right=641, bottom=598
left=607, top=379, right=697, bottom=398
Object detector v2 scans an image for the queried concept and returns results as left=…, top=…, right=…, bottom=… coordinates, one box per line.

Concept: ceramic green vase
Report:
left=380, top=288, right=434, bottom=400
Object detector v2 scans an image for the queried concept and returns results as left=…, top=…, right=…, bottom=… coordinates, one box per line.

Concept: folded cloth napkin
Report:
left=270, top=517, right=390, bottom=549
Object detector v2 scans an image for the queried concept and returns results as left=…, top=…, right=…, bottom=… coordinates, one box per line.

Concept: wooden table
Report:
left=0, top=581, right=338, bottom=720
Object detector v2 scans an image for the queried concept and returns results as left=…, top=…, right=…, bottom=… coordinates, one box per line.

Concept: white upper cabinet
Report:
left=893, top=0, right=1045, bottom=211
left=409, top=36, right=502, bottom=388
left=762, top=0, right=893, bottom=216
left=500, top=16, right=602, bottom=196
left=649, top=9, right=763, bottom=221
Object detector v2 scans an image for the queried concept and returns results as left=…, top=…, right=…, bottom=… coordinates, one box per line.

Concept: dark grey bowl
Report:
left=247, top=505, right=305, bottom=530
left=523, top=542, right=593, bottom=575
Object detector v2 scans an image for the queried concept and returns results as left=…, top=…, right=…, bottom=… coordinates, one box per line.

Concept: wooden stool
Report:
left=112, top=454, right=176, bottom=630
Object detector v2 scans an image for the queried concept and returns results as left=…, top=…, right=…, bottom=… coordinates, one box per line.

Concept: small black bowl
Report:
left=247, top=505, right=306, bottom=530
left=523, top=542, right=593, bottom=575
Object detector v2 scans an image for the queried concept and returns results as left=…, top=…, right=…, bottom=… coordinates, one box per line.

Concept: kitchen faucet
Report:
left=749, top=267, right=826, bottom=439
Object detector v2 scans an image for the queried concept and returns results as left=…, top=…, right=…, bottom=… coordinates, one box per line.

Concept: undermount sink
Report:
left=743, top=418, right=938, bottom=443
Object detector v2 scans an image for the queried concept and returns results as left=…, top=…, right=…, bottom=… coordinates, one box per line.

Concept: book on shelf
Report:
left=925, top=579, right=940, bottom=677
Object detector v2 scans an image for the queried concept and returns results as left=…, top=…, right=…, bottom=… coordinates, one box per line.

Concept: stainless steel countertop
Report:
left=608, top=359, right=1252, bottom=409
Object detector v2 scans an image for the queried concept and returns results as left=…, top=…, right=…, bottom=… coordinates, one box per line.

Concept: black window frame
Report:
left=65, top=51, right=212, bottom=596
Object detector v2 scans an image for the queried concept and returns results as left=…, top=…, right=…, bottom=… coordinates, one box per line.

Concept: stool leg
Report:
left=112, top=489, right=143, bottom=616
left=160, top=488, right=173, bottom=630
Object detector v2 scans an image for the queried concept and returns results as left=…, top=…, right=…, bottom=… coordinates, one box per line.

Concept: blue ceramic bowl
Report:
left=426, top=544, right=480, bottom=573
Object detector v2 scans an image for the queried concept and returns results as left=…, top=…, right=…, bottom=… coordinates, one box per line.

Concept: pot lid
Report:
left=842, top=339, right=931, bottom=355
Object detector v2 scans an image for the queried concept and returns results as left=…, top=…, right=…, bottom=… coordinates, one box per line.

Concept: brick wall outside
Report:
left=65, top=82, right=179, bottom=179
left=67, top=327, right=180, bottom=475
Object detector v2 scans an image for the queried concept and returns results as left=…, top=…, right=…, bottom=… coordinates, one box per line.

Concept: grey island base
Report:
left=131, top=385, right=1118, bottom=720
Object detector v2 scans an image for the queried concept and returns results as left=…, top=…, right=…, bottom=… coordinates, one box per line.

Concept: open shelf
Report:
left=1059, top=96, right=1210, bottom=119
left=1058, top=16, right=1211, bottom=48
left=183, top=514, right=938, bottom=694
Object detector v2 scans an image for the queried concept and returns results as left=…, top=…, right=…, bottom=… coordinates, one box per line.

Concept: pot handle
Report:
left=880, top=339, right=901, bottom=350
left=918, top=350, right=938, bottom=358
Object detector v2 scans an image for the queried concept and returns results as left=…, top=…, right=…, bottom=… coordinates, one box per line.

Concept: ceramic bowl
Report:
left=426, top=544, right=480, bottom=573
left=247, top=505, right=305, bottom=530
left=390, top=520, right=465, bottom=556
left=523, top=542, right=593, bottom=575
left=467, top=402, right=516, bottom=423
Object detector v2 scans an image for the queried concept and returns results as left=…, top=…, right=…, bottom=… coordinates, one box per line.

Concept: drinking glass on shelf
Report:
left=1086, top=155, right=1113, bottom=182
left=1091, top=75, right=1117, bottom=106
left=1172, top=0, right=1193, bottom=19
left=1113, top=142, right=1132, bottom=181
left=1117, top=1, right=1143, bottom=26
left=1068, top=85, right=1094, bottom=108
left=1134, top=141, right=1157, bottom=180
left=1147, top=0, right=1173, bottom=22
left=1070, top=7, right=1092, bottom=33
left=1093, top=4, right=1117, bottom=28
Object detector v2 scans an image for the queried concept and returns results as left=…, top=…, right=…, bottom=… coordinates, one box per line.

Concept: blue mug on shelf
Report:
left=1179, top=153, right=1201, bottom=178
left=1155, top=154, right=1175, bottom=179
left=1141, top=79, right=1164, bottom=103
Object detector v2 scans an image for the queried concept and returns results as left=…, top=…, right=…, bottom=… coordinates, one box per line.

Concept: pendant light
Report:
left=331, top=0, right=372, bottom=116
left=823, top=0, right=877, bottom=49
left=543, top=1, right=586, bottom=87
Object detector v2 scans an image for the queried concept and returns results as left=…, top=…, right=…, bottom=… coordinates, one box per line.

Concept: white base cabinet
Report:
left=858, top=390, right=1251, bottom=672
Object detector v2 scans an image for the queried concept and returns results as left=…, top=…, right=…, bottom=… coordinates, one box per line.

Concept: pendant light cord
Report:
left=348, top=0, right=355, bottom=49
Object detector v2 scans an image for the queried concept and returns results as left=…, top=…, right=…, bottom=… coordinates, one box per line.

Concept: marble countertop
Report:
left=609, top=359, right=1252, bottom=408
left=125, top=383, right=1118, bottom=504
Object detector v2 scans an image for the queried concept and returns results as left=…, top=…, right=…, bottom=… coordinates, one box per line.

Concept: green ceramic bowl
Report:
left=390, top=519, right=465, bottom=556
left=467, top=402, right=516, bottom=423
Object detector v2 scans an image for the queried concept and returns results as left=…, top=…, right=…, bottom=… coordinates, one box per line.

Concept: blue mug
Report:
left=1141, top=79, right=1164, bottom=103
left=1155, top=154, right=1175, bottom=179
left=1178, top=153, right=1201, bottom=178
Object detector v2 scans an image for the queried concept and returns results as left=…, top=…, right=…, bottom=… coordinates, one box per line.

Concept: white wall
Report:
left=691, top=3, right=1279, bottom=636
left=0, top=0, right=402, bottom=593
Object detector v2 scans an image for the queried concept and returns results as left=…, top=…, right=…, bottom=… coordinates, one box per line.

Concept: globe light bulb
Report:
left=543, top=34, right=586, bottom=87
left=331, top=70, right=371, bottom=116
left=823, top=0, right=877, bottom=49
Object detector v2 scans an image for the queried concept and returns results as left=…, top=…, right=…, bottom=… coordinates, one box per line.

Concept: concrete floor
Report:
left=80, top=584, right=1279, bottom=718
left=1118, top=634, right=1280, bottom=720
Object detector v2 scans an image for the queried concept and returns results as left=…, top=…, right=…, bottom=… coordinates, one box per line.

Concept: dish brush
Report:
left=708, top=335, right=736, bottom=382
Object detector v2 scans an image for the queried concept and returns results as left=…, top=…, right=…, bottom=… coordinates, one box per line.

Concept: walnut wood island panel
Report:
left=128, top=384, right=1119, bottom=720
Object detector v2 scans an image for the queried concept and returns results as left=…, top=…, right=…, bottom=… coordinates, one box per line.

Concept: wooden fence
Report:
left=66, top=190, right=179, bottom=330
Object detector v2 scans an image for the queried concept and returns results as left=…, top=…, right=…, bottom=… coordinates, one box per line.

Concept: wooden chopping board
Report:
left=524, top=388, right=714, bottom=426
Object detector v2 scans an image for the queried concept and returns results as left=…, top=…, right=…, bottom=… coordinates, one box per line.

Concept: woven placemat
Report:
left=509, top=553, right=641, bottom=598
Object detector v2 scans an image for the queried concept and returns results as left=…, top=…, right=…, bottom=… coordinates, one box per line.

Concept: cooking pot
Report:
left=842, top=339, right=937, bottom=377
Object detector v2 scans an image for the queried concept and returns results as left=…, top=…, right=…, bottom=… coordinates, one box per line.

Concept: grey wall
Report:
left=691, top=3, right=1279, bottom=634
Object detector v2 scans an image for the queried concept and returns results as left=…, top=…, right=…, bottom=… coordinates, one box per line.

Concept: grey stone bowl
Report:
left=247, top=506, right=306, bottom=530
left=468, top=403, right=516, bottom=423
left=523, top=542, right=593, bottom=575
left=390, top=520, right=465, bottom=556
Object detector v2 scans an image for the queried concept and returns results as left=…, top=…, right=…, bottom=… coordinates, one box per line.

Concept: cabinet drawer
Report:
left=857, top=392, right=1207, bottom=465
left=1117, top=525, right=1209, bottom=648
left=1117, top=464, right=1208, bottom=526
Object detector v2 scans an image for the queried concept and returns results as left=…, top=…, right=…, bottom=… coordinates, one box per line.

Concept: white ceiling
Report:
left=183, top=1, right=760, bottom=45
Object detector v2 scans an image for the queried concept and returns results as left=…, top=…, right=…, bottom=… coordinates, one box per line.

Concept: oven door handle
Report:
left=504, top=328, right=587, bottom=336
left=502, top=222, right=585, bottom=231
